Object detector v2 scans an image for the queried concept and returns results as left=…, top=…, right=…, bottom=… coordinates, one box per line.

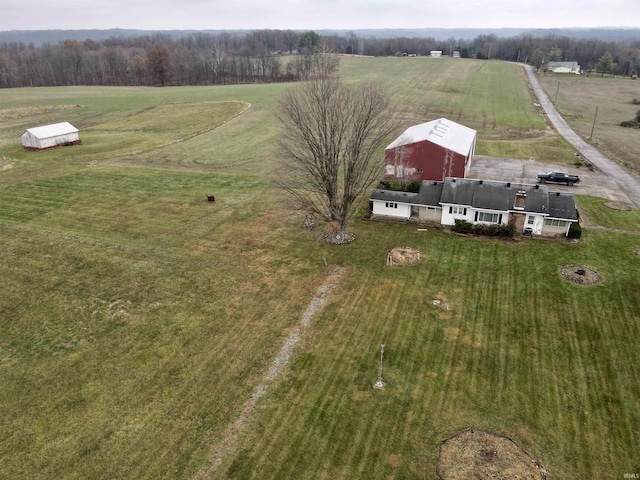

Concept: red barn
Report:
left=384, top=118, right=476, bottom=182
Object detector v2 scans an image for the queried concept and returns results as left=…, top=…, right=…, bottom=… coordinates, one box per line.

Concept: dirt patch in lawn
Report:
left=438, top=429, right=548, bottom=480
left=559, top=264, right=602, bottom=285
left=0, top=157, right=15, bottom=171
left=386, top=247, right=420, bottom=266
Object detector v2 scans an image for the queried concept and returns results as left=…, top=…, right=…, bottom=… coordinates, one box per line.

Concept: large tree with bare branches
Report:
left=276, top=76, right=396, bottom=235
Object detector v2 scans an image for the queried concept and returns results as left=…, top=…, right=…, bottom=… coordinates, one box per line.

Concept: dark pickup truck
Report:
left=536, top=171, right=580, bottom=186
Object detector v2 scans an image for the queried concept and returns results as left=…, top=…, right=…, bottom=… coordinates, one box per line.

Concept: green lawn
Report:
left=578, top=195, right=640, bottom=231
left=1, top=57, right=639, bottom=479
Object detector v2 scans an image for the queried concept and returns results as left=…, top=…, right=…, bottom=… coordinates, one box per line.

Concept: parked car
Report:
left=536, top=171, right=580, bottom=186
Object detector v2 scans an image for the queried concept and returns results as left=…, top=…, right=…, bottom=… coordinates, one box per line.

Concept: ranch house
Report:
left=547, top=61, right=581, bottom=74
left=384, top=118, right=477, bottom=183
left=21, top=122, right=80, bottom=150
left=370, top=177, right=579, bottom=237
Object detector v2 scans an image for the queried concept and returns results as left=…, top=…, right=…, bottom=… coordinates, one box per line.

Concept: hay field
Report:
left=0, top=57, right=638, bottom=480
left=537, top=72, right=640, bottom=172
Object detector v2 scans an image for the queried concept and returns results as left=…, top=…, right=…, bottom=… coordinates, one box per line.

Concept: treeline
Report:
left=0, top=31, right=336, bottom=88
left=1, top=29, right=639, bottom=88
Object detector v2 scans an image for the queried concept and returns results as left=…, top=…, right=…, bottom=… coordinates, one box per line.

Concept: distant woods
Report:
left=1, top=29, right=639, bottom=88
left=0, top=31, right=338, bottom=88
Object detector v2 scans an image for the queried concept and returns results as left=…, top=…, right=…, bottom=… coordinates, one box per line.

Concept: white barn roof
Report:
left=24, top=122, right=78, bottom=140
left=386, top=118, right=476, bottom=156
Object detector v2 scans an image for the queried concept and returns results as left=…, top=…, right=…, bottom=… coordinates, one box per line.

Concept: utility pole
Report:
left=555, top=82, right=560, bottom=103
left=590, top=106, right=598, bottom=140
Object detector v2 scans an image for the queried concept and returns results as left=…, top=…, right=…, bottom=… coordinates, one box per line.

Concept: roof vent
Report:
left=506, top=182, right=511, bottom=187
left=452, top=178, right=456, bottom=182
left=433, top=181, right=437, bottom=185
left=479, top=180, right=483, bottom=184
left=535, top=184, right=539, bottom=190
left=556, top=192, right=561, bottom=196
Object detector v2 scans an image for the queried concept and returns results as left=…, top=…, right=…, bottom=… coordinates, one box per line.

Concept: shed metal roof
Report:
left=386, top=118, right=476, bottom=156
left=24, top=122, right=78, bottom=140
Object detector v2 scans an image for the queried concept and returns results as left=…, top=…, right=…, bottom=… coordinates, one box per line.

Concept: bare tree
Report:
left=386, top=133, right=420, bottom=188
left=276, top=76, right=397, bottom=234
left=146, top=43, right=171, bottom=86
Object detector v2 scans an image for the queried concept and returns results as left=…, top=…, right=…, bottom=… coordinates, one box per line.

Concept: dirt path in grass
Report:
left=194, top=265, right=349, bottom=480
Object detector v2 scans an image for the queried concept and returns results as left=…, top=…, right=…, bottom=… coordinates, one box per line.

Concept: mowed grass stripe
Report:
left=220, top=224, right=640, bottom=479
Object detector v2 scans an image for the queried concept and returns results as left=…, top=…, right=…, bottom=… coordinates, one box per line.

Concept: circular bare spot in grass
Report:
left=559, top=264, right=602, bottom=285
left=438, top=429, right=548, bottom=480
left=386, top=247, right=420, bottom=266
left=322, top=231, right=356, bottom=245
left=603, top=201, right=633, bottom=211
left=634, top=248, right=640, bottom=258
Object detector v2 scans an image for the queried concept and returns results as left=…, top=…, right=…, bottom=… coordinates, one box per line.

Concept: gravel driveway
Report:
left=468, top=155, right=634, bottom=205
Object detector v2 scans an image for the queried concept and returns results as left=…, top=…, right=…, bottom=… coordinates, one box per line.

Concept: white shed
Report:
left=21, top=122, right=80, bottom=150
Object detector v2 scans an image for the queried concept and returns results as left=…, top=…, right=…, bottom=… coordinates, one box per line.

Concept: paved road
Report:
left=523, top=65, right=640, bottom=208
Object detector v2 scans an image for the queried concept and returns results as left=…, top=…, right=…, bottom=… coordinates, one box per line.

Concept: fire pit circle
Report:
left=559, top=264, right=602, bottom=285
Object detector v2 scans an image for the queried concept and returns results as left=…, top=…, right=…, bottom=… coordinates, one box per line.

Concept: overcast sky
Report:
left=1, top=0, right=637, bottom=31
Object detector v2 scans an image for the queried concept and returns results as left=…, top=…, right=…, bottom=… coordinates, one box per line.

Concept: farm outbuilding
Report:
left=21, top=122, right=80, bottom=150
left=547, top=62, right=581, bottom=74
left=384, top=118, right=476, bottom=182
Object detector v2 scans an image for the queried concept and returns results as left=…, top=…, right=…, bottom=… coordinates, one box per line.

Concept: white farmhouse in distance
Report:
left=21, top=122, right=80, bottom=150
left=547, top=62, right=581, bottom=74
left=430, top=51, right=443, bottom=58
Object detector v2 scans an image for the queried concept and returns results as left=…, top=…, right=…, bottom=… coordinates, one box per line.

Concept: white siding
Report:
left=440, top=204, right=473, bottom=225
left=525, top=214, right=544, bottom=235
left=372, top=200, right=412, bottom=219
left=21, top=122, right=79, bottom=149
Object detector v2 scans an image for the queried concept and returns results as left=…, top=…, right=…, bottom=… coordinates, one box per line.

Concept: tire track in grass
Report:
left=194, top=265, right=348, bottom=480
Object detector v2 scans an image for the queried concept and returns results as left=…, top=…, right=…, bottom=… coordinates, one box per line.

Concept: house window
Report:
left=545, top=218, right=569, bottom=227
left=477, top=212, right=500, bottom=223
left=451, top=206, right=466, bottom=215
left=527, top=216, right=535, bottom=225
left=385, top=202, right=398, bottom=209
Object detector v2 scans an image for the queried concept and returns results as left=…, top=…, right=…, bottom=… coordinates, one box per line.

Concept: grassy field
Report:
left=1, top=57, right=639, bottom=480
left=537, top=72, right=640, bottom=172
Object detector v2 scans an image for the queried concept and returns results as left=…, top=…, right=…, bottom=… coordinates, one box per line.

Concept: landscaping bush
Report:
left=453, top=219, right=473, bottom=234
left=473, top=223, right=516, bottom=237
left=452, top=220, right=515, bottom=237
left=568, top=221, right=582, bottom=239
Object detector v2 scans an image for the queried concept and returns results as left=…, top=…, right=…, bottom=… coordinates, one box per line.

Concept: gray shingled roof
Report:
left=372, top=177, right=577, bottom=221
left=548, top=192, right=579, bottom=220
left=370, top=189, right=419, bottom=203
left=415, top=181, right=444, bottom=206
left=439, top=178, right=575, bottom=218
